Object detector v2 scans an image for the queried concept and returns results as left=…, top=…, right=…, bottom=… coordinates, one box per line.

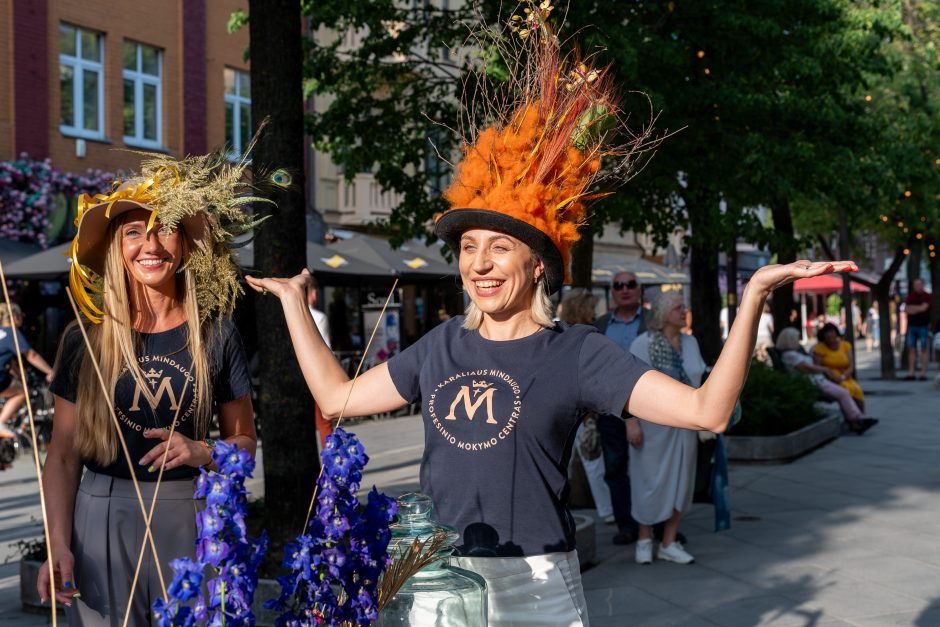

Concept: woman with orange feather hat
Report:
left=246, top=3, right=856, bottom=624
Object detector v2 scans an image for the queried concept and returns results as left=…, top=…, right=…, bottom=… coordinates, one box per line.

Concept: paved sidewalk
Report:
left=3, top=349, right=940, bottom=625
left=581, top=349, right=940, bottom=626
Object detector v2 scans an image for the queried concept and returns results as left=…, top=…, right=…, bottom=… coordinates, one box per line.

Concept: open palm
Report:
left=749, top=260, right=858, bottom=296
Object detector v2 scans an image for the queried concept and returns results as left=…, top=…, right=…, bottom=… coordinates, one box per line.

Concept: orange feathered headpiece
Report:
left=435, top=1, right=651, bottom=294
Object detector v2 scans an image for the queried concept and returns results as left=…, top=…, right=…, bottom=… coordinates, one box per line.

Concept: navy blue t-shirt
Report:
left=51, top=318, right=252, bottom=481
left=388, top=316, right=651, bottom=557
left=0, top=325, right=30, bottom=390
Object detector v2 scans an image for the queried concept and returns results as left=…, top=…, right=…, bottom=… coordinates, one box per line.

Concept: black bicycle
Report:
left=0, top=371, right=54, bottom=466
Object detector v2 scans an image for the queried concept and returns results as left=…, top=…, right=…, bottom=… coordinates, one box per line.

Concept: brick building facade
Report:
left=0, top=0, right=249, bottom=173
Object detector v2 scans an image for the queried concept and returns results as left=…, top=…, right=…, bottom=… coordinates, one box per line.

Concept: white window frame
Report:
left=59, top=24, right=105, bottom=140
left=123, top=41, right=163, bottom=149
left=224, top=69, right=251, bottom=159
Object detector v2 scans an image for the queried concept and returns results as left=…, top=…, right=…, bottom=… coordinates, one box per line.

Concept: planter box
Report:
left=573, top=514, right=595, bottom=568
left=20, top=559, right=63, bottom=615
left=726, top=414, right=841, bottom=463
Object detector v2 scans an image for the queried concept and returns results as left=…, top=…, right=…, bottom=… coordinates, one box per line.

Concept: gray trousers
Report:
left=68, top=471, right=198, bottom=627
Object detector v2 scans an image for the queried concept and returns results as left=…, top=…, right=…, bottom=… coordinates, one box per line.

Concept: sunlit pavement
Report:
left=3, top=348, right=939, bottom=625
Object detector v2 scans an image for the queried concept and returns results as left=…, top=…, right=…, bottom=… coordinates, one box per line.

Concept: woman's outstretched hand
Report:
left=245, top=268, right=315, bottom=300
left=748, top=260, right=858, bottom=297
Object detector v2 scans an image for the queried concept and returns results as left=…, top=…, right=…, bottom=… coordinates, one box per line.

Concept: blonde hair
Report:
left=646, top=293, right=684, bottom=332
left=0, top=303, right=21, bottom=326
left=775, top=327, right=802, bottom=352
left=72, top=220, right=214, bottom=466
left=462, top=276, right=555, bottom=331
left=559, top=291, right=598, bottom=325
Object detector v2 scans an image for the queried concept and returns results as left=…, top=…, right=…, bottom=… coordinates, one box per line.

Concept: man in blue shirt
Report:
left=593, top=272, right=645, bottom=544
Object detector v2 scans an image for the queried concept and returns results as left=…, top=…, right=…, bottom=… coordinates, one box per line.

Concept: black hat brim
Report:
left=434, top=208, right=564, bottom=294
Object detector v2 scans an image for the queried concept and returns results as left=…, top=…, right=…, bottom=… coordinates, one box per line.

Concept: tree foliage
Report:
left=299, top=0, right=939, bottom=365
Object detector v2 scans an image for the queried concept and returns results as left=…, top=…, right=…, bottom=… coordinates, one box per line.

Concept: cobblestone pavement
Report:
left=3, top=349, right=939, bottom=626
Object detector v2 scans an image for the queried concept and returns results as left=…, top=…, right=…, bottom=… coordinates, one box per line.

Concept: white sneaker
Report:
left=657, top=541, right=694, bottom=564
left=635, top=538, right=653, bottom=564
left=602, top=515, right=616, bottom=525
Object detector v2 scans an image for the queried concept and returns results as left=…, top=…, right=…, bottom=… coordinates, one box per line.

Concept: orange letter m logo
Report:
left=444, top=385, right=498, bottom=424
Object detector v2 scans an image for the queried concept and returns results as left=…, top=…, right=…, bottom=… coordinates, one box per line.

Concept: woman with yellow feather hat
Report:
left=246, top=4, right=856, bottom=624
left=38, top=153, right=262, bottom=625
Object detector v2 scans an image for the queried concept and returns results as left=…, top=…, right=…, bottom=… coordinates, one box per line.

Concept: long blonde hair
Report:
left=70, top=220, right=214, bottom=465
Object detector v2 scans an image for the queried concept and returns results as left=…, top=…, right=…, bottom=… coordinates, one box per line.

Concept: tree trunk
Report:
left=838, top=207, right=855, bottom=349
left=569, top=216, right=594, bottom=289
left=687, top=188, right=722, bottom=365
left=769, top=199, right=798, bottom=340
left=249, top=0, right=319, bottom=555
left=874, top=284, right=896, bottom=379
left=726, top=237, right=738, bottom=331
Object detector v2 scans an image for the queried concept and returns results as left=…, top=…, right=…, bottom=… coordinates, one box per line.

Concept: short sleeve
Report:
left=50, top=325, right=84, bottom=403
left=578, top=331, right=651, bottom=416
left=14, top=328, right=30, bottom=353
left=212, top=320, right=253, bottom=405
left=387, top=319, right=449, bottom=403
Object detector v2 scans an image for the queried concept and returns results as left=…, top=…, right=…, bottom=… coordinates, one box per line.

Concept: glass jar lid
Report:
left=387, top=493, right=459, bottom=557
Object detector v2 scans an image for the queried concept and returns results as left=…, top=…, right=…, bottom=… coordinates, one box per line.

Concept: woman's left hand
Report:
left=139, top=429, right=211, bottom=471
left=748, top=260, right=858, bottom=297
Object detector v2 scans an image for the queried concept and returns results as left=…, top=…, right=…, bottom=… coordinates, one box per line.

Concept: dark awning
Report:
left=0, top=238, right=42, bottom=267
left=330, top=236, right=457, bottom=280
left=591, top=252, right=689, bottom=285
left=232, top=238, right=392, bottom=278
left=2, top=242, right=71, bottom=279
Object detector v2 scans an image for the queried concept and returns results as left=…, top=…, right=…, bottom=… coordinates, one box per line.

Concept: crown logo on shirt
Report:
left=145, top=368, right=164, bottom=389
left=472, top=380, right=492, bottom=389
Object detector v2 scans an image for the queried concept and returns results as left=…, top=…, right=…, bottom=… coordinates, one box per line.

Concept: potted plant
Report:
left=726, top=361, right=840, bottom=462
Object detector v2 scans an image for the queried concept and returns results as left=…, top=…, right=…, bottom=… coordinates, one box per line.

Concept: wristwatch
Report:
left=202, top=438, right=217, bottom=466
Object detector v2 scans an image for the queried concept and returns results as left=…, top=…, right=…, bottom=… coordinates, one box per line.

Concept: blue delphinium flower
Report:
left=266, top=428, right=397, bottom=626
left=167, top=558, right=204, bottom=602
left=154, top=441, right=268, bottom=626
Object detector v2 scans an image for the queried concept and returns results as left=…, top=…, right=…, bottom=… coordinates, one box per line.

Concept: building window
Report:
left=224, top=69, right=251, bottom=157
left=123, top=41, right=162, bottom=148
left=60, top=24, right=105, bottom=139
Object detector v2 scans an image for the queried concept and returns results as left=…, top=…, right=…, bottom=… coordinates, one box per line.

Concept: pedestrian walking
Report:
left=904, top=278, right=932, bottom=380
left=38, top=154, right=257, bottom=625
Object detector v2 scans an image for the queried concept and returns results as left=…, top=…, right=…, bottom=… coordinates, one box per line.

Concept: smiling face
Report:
left=119, top=209, right=183, bottom=291
left=458, top=229, right=543, bottom=319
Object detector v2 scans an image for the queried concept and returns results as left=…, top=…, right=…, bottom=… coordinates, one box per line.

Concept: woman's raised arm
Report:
left=627, top=260, right=857, bottom=432
left=245, top=270, right=408, bottom=419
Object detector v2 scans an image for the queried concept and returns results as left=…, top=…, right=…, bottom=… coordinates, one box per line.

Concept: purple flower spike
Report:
left=154, top=443, right=265, bottom=625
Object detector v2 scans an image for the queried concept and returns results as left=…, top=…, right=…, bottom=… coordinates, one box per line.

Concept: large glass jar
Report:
left=375, top=493, right=487, bottom=626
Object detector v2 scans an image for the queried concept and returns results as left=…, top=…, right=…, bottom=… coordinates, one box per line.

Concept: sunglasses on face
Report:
left=613, top=280, right=639, bottom=291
